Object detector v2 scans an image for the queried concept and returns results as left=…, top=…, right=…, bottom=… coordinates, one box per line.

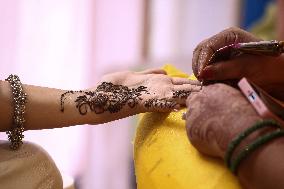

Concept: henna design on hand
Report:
left=172, top=90, right=191, bottom=99
left=60, top=82, right=148, bottom=115
left=144, top=98, right=177, bottom=109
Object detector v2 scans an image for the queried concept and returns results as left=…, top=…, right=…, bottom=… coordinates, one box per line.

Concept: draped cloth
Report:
left=134, top=65, right=242, bottom=189
left=0, top=140, right=63, bottom=189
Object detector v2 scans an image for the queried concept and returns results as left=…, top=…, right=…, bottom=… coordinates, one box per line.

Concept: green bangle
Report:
left=230, top=129, right=284, bottom=174
left=225, top=119, right=280, bottom=168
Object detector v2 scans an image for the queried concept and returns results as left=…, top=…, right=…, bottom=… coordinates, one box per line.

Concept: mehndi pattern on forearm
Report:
left=60, top=82, right=148, bottom=115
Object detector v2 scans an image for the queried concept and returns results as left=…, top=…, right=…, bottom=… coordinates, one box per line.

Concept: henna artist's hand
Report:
left=192, top=27, right=284, bottom=100
left=185, top=84, right=284, bottom=189
left=185, top=83, right=261, bottom=158
left=192, top=27, right=260, bottom=78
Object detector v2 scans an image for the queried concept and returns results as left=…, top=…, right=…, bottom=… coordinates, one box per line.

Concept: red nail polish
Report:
left=199, top=67, right=214, bottom=79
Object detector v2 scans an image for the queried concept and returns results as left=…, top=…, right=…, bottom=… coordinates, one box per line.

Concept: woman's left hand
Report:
left=99, top=68, right=201, bottom=113
left=185, top=83, right=261, bottom=159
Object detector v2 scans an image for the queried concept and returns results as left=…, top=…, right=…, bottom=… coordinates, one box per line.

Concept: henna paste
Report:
left=172, top=90, right=191, bottom=99
left=60, top=90, right=84, bottom=112
left=144, top=98, right=177, bottom=109
left=60, top=82, right=148, bottom=115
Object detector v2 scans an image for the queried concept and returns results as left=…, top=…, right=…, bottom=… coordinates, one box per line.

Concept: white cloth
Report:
left=0, top=140, right=63, bottom=189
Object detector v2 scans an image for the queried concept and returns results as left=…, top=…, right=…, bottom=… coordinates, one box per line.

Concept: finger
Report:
left=185, top=92, right=222, bottom=157
left=172, top=85, right=201, bottom=105
left=186, top=118, right=221, bottom=157
left=192, top=45, right=203, bottom=77
left=198, top=55, right=261, bottom=81
left=192, top=29, right=238, bottom=77
left=182, top=111, right=187, bottom=120
left=143, top=98, right=180, bottom=113
left=186, top=91, right=200, bottom=107
left=171, top=77, right=201, bottom=85
left=139, top=68, right=167, bottom=75
left=192, top=27, right=260, bottom=78
left=173, top=84, right=202, bottom=93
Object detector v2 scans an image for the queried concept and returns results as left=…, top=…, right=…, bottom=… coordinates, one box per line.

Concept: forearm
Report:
left=0, top=80, right=149, bottom=131
left=186, top=83, right=284, bottom=189
left=0, top=80, right=93, bottom=131
left=222, top=120, right=284, bottom=189
left=1, top=69, right=195, bottom=131
left=222, top=119, right=284, bottom=189
left=238, top=137, right=284, bottom=189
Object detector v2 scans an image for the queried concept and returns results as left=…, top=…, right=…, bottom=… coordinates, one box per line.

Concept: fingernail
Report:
left=199, top=66, right=214, bottom=79
left=173, top=104, right=181, bottom=111
left=182, top=112, right=186, bottom=120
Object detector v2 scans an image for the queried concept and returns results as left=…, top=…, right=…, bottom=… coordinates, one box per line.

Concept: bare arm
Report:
left=238, top=137, right=284, bottom=189
left=188, top=27, right=284, bottom=189
left=0, top=69, right=200, bottom=131
left=186, top=84, right=284, bottom=189
left=0, top=80, right=93, bottom=131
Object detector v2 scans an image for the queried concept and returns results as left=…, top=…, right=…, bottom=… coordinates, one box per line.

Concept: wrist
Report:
left=60, top=84, right=148, bottom=125
left=238, top=135, right=284, bottom=189
left=0, top=80, right=14, bottom=131
left=59, top=89, right=95, bottom=125
left=218, top=116, right=262, bottom=159
left=224, top=119, right=284, bottom=175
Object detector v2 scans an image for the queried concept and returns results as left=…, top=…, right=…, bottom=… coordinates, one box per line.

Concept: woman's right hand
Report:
left=192, top=27, right=284, bottom=100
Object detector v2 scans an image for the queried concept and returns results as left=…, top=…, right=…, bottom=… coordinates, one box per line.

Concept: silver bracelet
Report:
left=5, top=75, right=27, bottom=150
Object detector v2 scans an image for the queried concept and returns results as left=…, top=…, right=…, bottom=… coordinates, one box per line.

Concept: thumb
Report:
left=185, top=94, right=222, bottom=157
left=185, top=114, right=222, bottom=157
left=143, top=98, right=180, bottom=112
left=192, top=27, right=260, bottom=78
left=198, top=55, right=262, bottom=81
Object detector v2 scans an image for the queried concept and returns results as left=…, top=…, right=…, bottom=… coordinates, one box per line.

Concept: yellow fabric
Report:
left=134, top=64, right=242, bottom=189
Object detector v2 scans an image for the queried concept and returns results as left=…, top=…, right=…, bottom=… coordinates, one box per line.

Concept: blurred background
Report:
left=0, top=0, right=279, bottom=188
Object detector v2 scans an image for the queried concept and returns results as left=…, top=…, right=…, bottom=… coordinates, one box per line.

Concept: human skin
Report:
left=192, top=27, right=284, bottom=101
left=0, top=68, right=200, bottom=131
left=185, top=83, right=284, bottom=189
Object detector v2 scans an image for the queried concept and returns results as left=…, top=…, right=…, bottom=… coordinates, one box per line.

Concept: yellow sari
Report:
left=134, top=65, right=242, bottom=189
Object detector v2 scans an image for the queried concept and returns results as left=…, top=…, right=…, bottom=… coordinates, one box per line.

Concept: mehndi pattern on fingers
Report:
left=172, top=90, right=192, bottom=99
left=144, top=98, right=177, bottom=109
left=60, top=82, right=148, bottom=115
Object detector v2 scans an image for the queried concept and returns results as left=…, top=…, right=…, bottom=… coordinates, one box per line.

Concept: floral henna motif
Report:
left=144, top=98, right=177, bottom=109
left=60, top=82, right=148, bottom=115
left=60, top=82, right=186, bottom=114
left=172, top=90, right=191, bottom=99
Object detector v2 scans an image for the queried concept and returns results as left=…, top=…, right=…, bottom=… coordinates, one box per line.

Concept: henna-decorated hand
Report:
left=60, top=68, right=201, bottom=124
left=99, top=68, right=201, bottom=113
left=192, top=27, right=284, bottom=100
left=185, top=83, right=261, bottom=159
